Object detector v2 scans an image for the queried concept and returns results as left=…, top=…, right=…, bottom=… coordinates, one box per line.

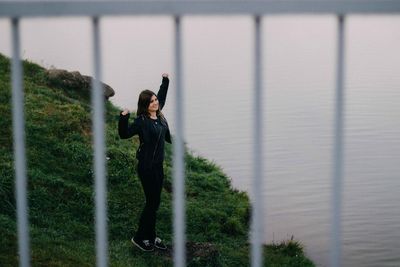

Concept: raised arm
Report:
left=157, top=73, right=169, bottom=110
left=118, top=111, right=141, bottom=139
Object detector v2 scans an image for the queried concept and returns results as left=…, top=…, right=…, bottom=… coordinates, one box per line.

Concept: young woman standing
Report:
left=118, top=73, right=171, bottom=251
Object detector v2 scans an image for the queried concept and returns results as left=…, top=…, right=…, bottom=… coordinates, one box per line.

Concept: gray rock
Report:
left=46, top=69, right=115, bottom=100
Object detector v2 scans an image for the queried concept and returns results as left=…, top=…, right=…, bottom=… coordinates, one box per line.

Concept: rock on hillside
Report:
left=46, top=69, right=115, bottom=99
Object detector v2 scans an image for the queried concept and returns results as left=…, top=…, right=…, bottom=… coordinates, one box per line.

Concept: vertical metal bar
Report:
left=11, top=17, right=30, bottom=267
left=251, top=15, right=264, bottom=267
left=331, top=15, right=345, bottom=267
left=91, top=17, right=108, bottom=267
left=173, top=16, right=186, bottom=267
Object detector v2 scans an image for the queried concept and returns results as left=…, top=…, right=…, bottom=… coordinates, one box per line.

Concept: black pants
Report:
left=134, top=162, right=164, bottom=241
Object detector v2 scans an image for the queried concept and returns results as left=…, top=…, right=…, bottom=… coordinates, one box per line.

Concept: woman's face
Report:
left=148, top=94, right=159, bottom=113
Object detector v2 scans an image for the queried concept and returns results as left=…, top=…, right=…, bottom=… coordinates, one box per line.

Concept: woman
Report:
left=118, top=73, right=171, bottom=252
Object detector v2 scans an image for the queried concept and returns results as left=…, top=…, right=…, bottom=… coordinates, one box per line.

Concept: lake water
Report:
left=1, top=15, right=399, bottom=266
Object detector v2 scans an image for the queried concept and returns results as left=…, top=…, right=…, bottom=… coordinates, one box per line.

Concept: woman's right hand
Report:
left=121, top=109, right=129, bottom=116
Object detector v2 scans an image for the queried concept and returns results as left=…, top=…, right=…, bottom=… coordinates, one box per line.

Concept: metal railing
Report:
left=2, top=1, right=400, bottom=267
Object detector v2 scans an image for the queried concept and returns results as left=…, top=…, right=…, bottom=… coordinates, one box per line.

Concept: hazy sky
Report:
left=1, top=15, right=399, bottom=110
left=0, top=16, right=174, bottom=110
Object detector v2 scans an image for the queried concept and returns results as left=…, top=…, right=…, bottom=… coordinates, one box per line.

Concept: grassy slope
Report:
left=0, top=53, right=314, bottom=267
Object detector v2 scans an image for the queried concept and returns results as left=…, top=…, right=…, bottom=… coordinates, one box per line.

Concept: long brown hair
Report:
left=136, top=90, right=165, bottom=121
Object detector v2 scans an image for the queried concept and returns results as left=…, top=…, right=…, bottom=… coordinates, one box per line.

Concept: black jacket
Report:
left=118, top=77, right=171, bottom=167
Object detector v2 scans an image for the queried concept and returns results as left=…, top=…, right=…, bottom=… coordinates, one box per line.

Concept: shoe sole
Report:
left=155, top=244, right=167, bottom=250
left=131, top=238, right=154, bottom=252
left=154, top=237, right=167, bottom=250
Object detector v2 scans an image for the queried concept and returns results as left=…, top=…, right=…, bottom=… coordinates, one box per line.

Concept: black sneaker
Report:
left=131, top=238, right=154, bottom=252
left=154, top=237, right=167, bottom=250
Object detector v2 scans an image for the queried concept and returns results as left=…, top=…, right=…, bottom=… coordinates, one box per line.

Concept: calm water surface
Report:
left=180, top=16, right=400, bottom=267
left=1, top=15, right=399, bottom=267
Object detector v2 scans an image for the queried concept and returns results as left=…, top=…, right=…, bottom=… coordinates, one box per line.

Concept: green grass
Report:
left=0, top=53, right=315, bottom=266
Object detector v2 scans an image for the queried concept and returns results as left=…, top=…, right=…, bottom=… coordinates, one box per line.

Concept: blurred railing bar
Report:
left=251, top=15, right=265, bottom=267
left=1, top=1, right=400, bottom=17
left=331, top=15, right=345, bottom=267
left=11, top=17, right=31, bottom=267
left=91, top=17, right=108, bottom=267
left=173, top=16, right=186, bottom=267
